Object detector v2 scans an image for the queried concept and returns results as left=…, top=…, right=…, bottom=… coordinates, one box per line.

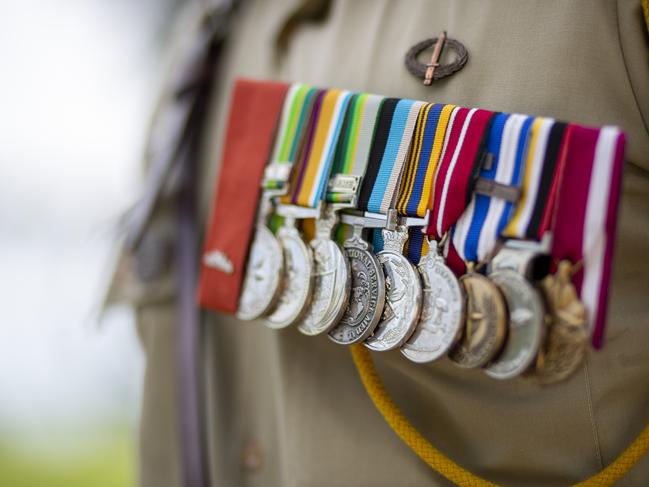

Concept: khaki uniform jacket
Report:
left=127, top=1, right=649, bottom=485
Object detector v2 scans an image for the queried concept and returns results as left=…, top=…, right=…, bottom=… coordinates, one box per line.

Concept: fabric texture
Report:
left=128, top=1, right=649, bottom=486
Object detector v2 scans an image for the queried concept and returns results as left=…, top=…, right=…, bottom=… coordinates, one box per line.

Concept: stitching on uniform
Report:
left=584, top=357, right=605, bottom=469
left=615, top=0, right=649, bottom=148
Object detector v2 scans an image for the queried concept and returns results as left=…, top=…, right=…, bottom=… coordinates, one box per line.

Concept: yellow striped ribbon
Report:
left=504, top=117, right=544, bottom=236
left=420, top=104, right=456, bottom=216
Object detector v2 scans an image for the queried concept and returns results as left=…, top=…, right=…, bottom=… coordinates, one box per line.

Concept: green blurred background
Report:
left=0, top=1, right=182, bottom=485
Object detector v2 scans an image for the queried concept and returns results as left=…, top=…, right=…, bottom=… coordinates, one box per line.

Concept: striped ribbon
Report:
left=263, top=83, right=318, bottom=189
left=393, top=103, right=456, bottom=263
left=551, top=125, right=625, bottom=348
left=284, top=89, right=353, bottom=208
left=327, top=93, right=385, bottom=204
left=504, top=118, right=570, bottom=239
left=359, top=99, right=426, bottom=214
left=427, top=107, right=495, bottom=241
left=451, top=112, right=510, bottom=262
left=452, top=114, right=534, bottom=262
left=397, top=103, right=442, bottom=217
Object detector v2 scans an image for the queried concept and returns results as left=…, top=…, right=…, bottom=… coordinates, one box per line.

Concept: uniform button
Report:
left=241, top=439, right=264, bottom=472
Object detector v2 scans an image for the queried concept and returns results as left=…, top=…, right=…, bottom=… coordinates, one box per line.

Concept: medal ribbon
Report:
left=327, top=93, right=385, bottom=204
left=551, top=125, right=625, bottom=347
left=452, top=114, right=534, bottom=262
left=396, top=103, right=443, bottom=217
left=393, top=103, right=456, bottom=262
left=503, top=118, right=570, bottom=239
left=284, top=89, right=353, bottom=208
left=263, top=83, right=318, bottom=190
left=199, top=80, right=290, bottom=313
left=359, top=99, right=426, bottom=214
left=427, top=107, right=495, bottom=241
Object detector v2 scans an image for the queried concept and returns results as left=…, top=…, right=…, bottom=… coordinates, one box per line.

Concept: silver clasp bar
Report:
left=339, top=208, right=430, bottom=230
left=275, top=203, right=322, bottom=220
left=340, top=210, right=388, bottom=229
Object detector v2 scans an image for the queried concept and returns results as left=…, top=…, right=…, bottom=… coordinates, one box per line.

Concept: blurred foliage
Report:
left=0, top=426, right=135, bottom=487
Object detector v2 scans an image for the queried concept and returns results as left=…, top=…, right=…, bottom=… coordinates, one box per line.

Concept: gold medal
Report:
left=535, top=260, right=589, bottom=384
left=449, top=264, right=507, bottom=369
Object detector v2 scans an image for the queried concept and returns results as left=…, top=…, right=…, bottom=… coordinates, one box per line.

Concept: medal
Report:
left=238, top=84, right=317, bottom=320
left=338, top=98, right=426, bottom=351
left=512, top=123, right=590, bottom=383
left=329, top=217, right=386, bottom=344
left=402, top=238, right=465, bottom=363
left=237, top=216, right=285, bottom=321
left=450, top=112, right=534, bottom=368
left=486, top=269, right=545, bottom=379
left=535, top=260, right=589, bottom=384
left=265, top=88, right=353, bottom=328
left=402, top=106, right=493, bottom=361
left=300, top=94, right=384, bottom=335
left=329, top=97, right=413, bottom=345
left=549, top=125, right=626, bottom=348
left=298, top=206, right=350, bottom=335
left=264, top=214, right=315, bottom=328
left=367, top=224, right=423, bottom=351
left=481, top=118, right=566, bottom=377
left=198, top=81, right=290, bottom=314
left=449, top=267, right=507, bottom=368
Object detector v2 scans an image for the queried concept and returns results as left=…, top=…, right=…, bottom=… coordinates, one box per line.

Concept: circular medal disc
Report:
left=485, top=271, right=545, bottom=379
left=328, top=245, right=385, bottom=345
left=236, top=225, right=284, bottom=321
left=263, top=226, right=314, bottom=329
left=365, top=251, right=422, bottom=352
left=449, top=272, right=507, bottom=369
left=298, top=238, right=351, bottom=336
left=401, top=251, right=465, bottom=363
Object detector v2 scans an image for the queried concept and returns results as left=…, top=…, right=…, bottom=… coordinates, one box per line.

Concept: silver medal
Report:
left=486, top=270, right=545, bottom=379
left=298, top=207, right=351, bottom=336
left=365, top=226, right=422, bottom=352
left=263, top=217, right=314, bottom=329
left=237, top=224, right=284, bottom=321
left=401, top=238, right=464, bottom=363
left=328, top=225, right=385, bottom=345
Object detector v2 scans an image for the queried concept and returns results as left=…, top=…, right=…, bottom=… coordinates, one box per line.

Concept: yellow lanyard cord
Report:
left=350, top=344, right=649, bottom=486
left=643, top=0, right=649, bottom=32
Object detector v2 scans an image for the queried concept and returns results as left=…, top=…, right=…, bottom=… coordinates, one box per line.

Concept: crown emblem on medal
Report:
left=381, top=226, right=409, bottom=252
